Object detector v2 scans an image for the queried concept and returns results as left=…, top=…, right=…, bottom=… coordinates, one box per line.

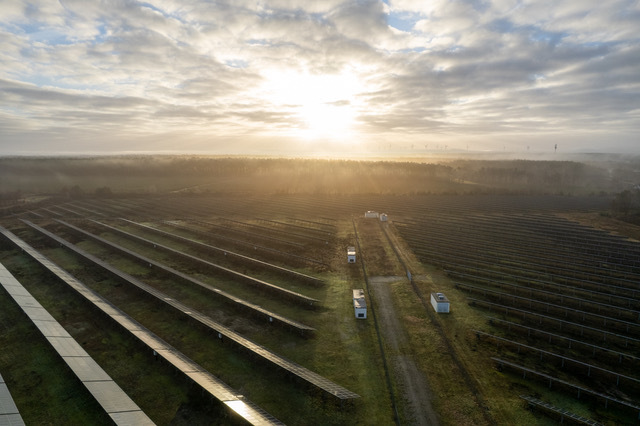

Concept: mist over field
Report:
left=1, top=154, right=638, bottom=196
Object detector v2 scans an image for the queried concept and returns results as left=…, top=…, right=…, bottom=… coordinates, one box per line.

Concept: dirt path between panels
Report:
left=368, top=276, right=440, bottom=426
left=355, top=217, right=440, bottom=424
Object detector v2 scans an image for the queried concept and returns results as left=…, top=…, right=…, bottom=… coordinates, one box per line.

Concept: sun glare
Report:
left=260, top=70, right=362, bottom=141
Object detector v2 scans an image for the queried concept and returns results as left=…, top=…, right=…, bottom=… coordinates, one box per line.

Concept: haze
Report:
left=1, top=0, right=639, bottom=156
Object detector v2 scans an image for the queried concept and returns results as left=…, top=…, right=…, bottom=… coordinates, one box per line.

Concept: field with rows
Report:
left=1, top=156, right=640, bottom=425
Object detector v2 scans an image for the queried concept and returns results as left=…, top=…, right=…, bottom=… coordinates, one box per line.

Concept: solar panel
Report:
left=68, top=219, right=319, bottom=306
left=224, top=399, right=284, bottom=426
left=9, top=295, right=40, bottom=308
left=83, top=381, right=142, bottom=413
left=63, top=357, right=112, bottom=382
left=92, top=301, right=123, bottom=317
left=108, top=410, right=156, bottom=426
left=109, top=314, right=144, bottom=332
left=32, top=320, right=71, bottom=338
left=47, top=336, right=91, bottom=358
left=129, top=330, right=170, bottom=351
left=1, top=285, right=31, bottom=297
left=1, top=225, right=282, bottom=425
left=19, top=306, right=56, bottom=322
left=0, top=376, right=25, bottom=426
left=27, top=220, right=359, bottom=401
left=184, top=371, right=237, bottom=401
left=156, top=349, right=202, bottom=373
left=117, top=219, right=324, bottom=285
left=0, top=414, right=26, bottom=426
left=0, top=383, right=20, bottom=415
left=0, top=259, right=155, bottom=426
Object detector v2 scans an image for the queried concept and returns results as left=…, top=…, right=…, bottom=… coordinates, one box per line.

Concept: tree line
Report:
left=0, top=155, right=632, bottom=197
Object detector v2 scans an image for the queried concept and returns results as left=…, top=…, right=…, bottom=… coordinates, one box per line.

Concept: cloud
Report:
left=0, top=0, right=638, bottom=154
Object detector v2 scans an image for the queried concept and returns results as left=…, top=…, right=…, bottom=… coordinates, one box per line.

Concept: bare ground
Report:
left=355, top=217, right=439, bottom=425
left=369, top=275, right=440, bottom=426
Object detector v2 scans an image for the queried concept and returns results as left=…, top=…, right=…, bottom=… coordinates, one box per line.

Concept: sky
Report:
left=1, top=0, right=639, bottom=156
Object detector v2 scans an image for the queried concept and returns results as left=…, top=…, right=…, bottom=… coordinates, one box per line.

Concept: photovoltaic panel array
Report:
left=92, top=219, right=319, bottom=306
left=27, top=220, right=360, bottom=401
left=0, top=225, right=283, bottom=426
left=0, top=261, right=154, bottom=426
left=120, top=218, right=324, bottom=286
left=55, top=219, right=314, bottom=333
left=0, top=373, right=25, bottom=426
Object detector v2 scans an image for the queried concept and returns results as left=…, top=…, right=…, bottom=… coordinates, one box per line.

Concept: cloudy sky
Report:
left=1, top=0, right=639, bottom=156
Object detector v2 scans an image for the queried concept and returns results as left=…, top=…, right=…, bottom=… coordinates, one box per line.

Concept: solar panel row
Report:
left=119, top=218, right=324, bottom=286
left=55, top=219, right=315, bottom=333
left=0, top=373, right=25, bottom=426
left=93, top=219, right=320, bottom=306
left=0, top=262, right=154, bottom=426
left=25, top=219, right=359, bottom=401
left=0, top=226, right=283, bottom=426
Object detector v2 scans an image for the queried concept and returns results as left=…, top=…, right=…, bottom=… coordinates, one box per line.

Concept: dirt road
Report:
left=355, top=218, right=439, bottom=425
left=368, top=276, right=439, bottom=425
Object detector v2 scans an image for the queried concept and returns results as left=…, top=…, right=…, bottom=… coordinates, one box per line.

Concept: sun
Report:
left=298, top=98, right=356, bottom=139
left=260, top=70, right=362, bottom=141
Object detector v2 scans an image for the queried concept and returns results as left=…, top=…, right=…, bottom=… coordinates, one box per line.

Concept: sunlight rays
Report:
left=259, top=70, right=364, bottom=141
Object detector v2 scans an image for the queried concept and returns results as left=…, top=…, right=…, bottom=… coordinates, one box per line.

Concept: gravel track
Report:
left=355, top=217, right=439, bottom=425
left=368, top=275, right=439, bottom=425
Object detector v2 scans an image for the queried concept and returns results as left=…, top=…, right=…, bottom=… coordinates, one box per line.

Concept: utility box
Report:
left=431, top=293, right=450, bottom=313
left=353, top=289, right=367, bottom=319
left=347, top=246, right=356, bottom=263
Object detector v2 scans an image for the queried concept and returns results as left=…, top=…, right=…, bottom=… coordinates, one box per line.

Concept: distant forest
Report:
left=0, top=155, right=637, bottom=200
